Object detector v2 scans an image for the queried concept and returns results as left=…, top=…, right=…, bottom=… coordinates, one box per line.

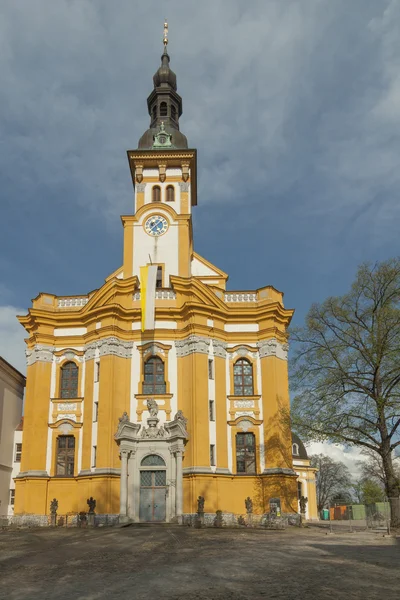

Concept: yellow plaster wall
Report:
left=260, top=355, right=293, bottom=471
left=183, top=474, right=297, bottom=515
left=20, top=362, right=51, bottom=472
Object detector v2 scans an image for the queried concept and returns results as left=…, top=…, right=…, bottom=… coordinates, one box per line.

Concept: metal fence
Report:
left=317, top=498, right=399, bottom=534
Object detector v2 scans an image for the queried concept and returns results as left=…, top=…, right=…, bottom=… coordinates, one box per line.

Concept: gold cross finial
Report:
left=163, top=20, right=168, bottom=47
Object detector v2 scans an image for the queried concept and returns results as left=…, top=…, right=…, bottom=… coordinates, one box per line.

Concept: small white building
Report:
left=0, top=357, right=25, bottom=517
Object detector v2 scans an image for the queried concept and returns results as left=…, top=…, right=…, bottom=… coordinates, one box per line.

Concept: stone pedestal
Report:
left=50, top=513, right=57, bottom=527
left=88, top=513, right=95, bottom=528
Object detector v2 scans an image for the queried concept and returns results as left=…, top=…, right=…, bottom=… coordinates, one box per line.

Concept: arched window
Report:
left=171, top=105, right=177, bottom=121
left=152, top=186, right=161, bottom=202
left=160, top=102, right=168, bottom=117
left=56, top=435, right=75, bottom=476
left=292, top=443, right=299, bottom=456
left=166, top=185, right=175, bottom=202
left=143, top=356, right=166, bottom=394
left=233, top=359, right=253, bottom=396
left=236, top=432, right=256, bottom=474
left=60, top=362, right=79, bottom=398
left=141, top=454, right=166, bottom=467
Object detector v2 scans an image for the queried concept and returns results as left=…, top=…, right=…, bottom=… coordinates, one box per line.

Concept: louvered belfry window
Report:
left=233, top=359, right=253, bottom=396
left=166, top=185, right=175, bottom=202
left=60, top=362, right=79, bottom=398
left=152, top=186, right=161, bottom=202
left=143, top=357, right=166, bottom=394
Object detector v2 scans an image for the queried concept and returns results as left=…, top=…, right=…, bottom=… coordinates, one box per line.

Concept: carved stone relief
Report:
left=175, top=335, right=210, bottom=357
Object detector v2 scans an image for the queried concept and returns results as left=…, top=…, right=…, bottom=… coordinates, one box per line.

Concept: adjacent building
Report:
left=0, top=357, right=25, bottom=517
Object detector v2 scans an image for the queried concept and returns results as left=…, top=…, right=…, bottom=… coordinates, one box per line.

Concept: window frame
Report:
left=160, top=102, right=168, bottom=117
left=15, top=443, right=22, bottom=462
left=60, top=361, right=79, bottom=399
left=208, top=359, right=214, bottom=380
left=156, top=266, right=163, bottom=288
left=93, top=401, right=98, bottom=423
left=233, top=358, right=254, bottom=396
left=55, top=435, right=76, bottom=477
left=166, top=185, right=175, bottom=202
left=210, top=444, right=216, bottom=467
left=10, top=489, right=15, bottom=506
left=292, top=443, right=299, bottom=456
left=209, top=400, right=215, bottom=421
left=235, top=432, right=256, bottom=474
left=143, top=356, right=166, bottom=395
left=152, top=185, right=161, bottom=202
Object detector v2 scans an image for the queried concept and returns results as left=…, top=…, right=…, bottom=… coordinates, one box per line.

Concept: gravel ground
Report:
left=0, top=524, right=398, bottom=600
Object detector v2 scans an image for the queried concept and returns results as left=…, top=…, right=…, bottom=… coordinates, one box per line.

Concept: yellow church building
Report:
left=15, top=27, right=315, bottom=524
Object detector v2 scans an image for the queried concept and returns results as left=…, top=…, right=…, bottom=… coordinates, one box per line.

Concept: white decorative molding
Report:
left=136, top=183, right=146, bottom=192
left=233, top=400, right=254, bottom=408
left=236, top=411, right=255, bottom=418
left=257, top=338, right=288, bottom=361
left=58, top=423, right=73, bottom=434
left=237, top=419, right=253, bottom=432
left=133, top=290, right=176, bottom=301
left=178, top=181, right=190, bottom=192
left=234, top=345, right=258, bottom=358
left=58, top=297, right=88, bottom=308
left=175, top=335, right=210, bottom=357
left=26, top=345, right=54, bottom=366
left=84, top=337, right=133, bottom=361
left=141, top=344, right=166, bottom=358
left=54, top=327, right=87, bottom=337
left=57, top=402, right=77, bottom=411
left=57, top=413, right=77, bottom=422
left=212, top=339, right=227, bottom=358
left=224, top=293, right=257, bottom=303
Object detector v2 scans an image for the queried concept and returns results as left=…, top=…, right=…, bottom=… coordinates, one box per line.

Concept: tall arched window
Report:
left=292, top=443, right=299, bottom=456
left=60, top=362, right=79, bottom=398
left=233, top=359, right=253, bottom=396
left=152, top=186, right=161, bottom=202
left=143, top=356, right=166, bottom=394
left=160, top=102, right=168, bottom=117
left=171, top=105, right=177, bottom=121
left=166, top=185, right=175, bottom=202
left=236, top=432, right=256, bottom=473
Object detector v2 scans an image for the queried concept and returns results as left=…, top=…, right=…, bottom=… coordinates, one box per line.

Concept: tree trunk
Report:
left=381, top=445, right=400, bottom=528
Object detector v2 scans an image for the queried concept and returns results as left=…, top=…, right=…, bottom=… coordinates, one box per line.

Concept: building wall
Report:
left=0, top=359, right=24, bottom=516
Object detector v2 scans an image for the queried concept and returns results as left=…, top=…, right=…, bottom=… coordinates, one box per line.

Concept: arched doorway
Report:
left=139, top=454, right=167, bottom=522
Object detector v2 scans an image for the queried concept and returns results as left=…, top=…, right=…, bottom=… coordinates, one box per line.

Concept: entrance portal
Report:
left=139, top=470, right=167, bottom=522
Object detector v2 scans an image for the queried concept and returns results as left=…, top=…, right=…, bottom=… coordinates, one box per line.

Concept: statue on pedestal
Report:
left=87, top=497, right=96, bottom=514
left=147, top=398, right=158, bottom=417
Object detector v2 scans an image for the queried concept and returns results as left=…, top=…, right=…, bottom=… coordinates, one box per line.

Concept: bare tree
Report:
left=290, top=259, right=400, bottom=526
left=310, top=454, right=352, bottom=511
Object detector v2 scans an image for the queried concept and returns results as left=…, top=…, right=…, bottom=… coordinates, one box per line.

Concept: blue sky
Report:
left=1, top=0, right=400, bottom=380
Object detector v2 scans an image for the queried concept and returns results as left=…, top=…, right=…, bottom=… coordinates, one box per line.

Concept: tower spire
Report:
left=137, top=20, right=188, bottom=149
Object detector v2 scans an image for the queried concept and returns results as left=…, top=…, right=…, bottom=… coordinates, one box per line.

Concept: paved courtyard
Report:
left=0, top=524, right=398, bottom=600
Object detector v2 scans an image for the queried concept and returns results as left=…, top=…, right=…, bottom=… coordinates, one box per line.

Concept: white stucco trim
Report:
left=224, top=324, right=259, bottom=332
left=54, top=327, right=87, bottom=337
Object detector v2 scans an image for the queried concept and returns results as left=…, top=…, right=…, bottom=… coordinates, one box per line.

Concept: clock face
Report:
left=144, top=215, right=169, bottom=237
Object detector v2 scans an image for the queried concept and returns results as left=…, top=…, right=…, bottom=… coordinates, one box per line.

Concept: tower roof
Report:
left=138, top=21, right=188, bottom=150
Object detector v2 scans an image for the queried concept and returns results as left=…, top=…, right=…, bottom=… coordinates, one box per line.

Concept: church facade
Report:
left=15, top=31, right=300, bottom=523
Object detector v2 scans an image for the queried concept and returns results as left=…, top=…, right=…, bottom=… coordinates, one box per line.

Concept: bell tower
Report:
left=122, top=21, right=197, bottom=283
